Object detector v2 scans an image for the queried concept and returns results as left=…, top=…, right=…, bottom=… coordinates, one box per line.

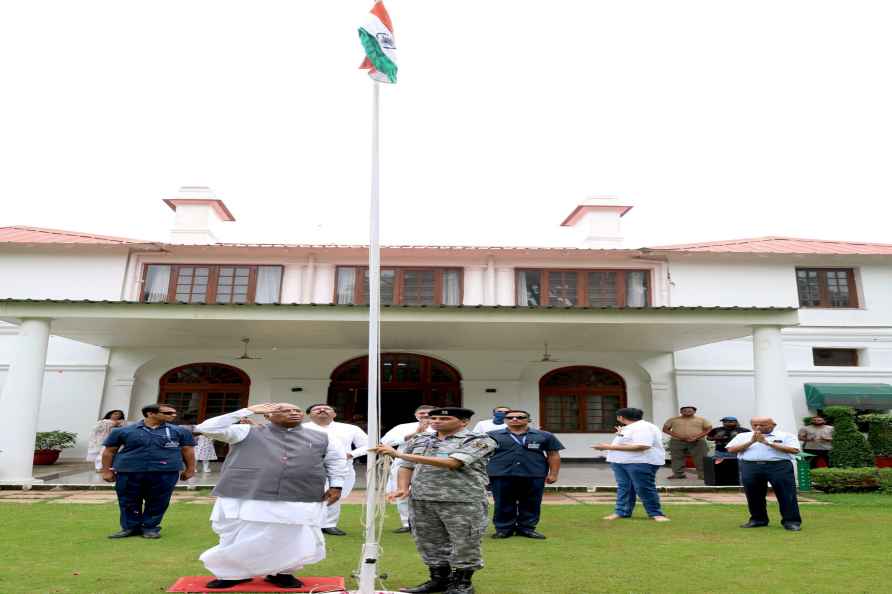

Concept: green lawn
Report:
left=1, top=496, right=890, bottom=594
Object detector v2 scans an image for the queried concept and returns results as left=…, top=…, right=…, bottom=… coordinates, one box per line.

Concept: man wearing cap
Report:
left=706, top=417, right=751, bottom=458
left=372, top=407, right=497, bottom=594
left=662, top=406, right=712, bottom=480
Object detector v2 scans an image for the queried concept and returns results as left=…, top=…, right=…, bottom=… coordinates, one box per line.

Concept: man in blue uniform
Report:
left=101, top=403, right=195, bottom=539
left=487, top=410, right=563, bottom=539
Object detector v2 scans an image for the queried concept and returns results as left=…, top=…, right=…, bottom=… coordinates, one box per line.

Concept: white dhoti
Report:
left=200, top=497, right=326, bottom=580
left=323, top=463, right=356, bottom=528
left=386, top=460, right=409, bottom=527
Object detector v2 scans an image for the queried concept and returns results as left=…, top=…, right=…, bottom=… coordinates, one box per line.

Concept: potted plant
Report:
left=862, top=414, right=892, bottom=468
left=34, top=430, right=78, bottom=465
left=821, top=406, right=874, bottom=468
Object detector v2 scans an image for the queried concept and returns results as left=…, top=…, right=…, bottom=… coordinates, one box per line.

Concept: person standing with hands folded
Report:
left=726, top=416, right=802, bottom=531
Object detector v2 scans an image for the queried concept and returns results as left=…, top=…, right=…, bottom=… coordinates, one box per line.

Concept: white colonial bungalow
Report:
left=2, top=190, right=891, bottom=484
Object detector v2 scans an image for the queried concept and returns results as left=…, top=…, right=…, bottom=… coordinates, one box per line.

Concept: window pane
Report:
left=548, top=271, right=578, bottom=306
left=403, top=271, right=436, bottom=305
left=516, top=271, right=541, bottom=306
left=825, top=270, right=852, bottom=307
left=160, top=392, right=201, bottom=425
left=143, top=265, right=171, bottom=302
left=587, top=271, right=618, bottom=306
left=442, top=270, right=461, bottom=305
left=337, top=267, right=357, bottom=304
left=797, top=270, right=821, bottom=307
left=544, top=394, right=580, bottom=432
left=813, top=348, right=859, bottom=366
left=625, top=271, right=648, bottom=307
left=585, top=395, right=620, bottom=432
left=255, top=266, right=282, bottom=304
left=362, top=269, right=396, bottom=305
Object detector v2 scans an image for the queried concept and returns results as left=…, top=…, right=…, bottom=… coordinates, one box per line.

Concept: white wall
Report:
left=0, top=247, right=129, bottom=300
left=667, top=258, right=797, bottom=307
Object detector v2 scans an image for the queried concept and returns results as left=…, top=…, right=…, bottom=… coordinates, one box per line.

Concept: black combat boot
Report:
left=444, top=568, right=475, bottom=594
left=400, top=565, right=452, bottom=593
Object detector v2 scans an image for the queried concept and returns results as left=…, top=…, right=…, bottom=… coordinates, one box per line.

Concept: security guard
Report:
left=372, top=407, right=496, bottom=594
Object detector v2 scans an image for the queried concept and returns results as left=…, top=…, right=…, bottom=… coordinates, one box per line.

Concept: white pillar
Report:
left=0, top=319, right=51, bottom=484
left=496, top=267, right=514, bottom=306
left=640, top=353, right=678, bottom=425
left=752, top=326, right=796, bottom=432
left=302, top=255, right=317, bottom=303
left=313, top=264, right=335, bottom=304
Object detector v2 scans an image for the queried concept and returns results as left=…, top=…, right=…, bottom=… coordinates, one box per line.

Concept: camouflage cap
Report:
left=427, top=407, right=475, bottom=420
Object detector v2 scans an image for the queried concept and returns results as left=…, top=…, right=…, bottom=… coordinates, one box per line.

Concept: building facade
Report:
left=2, top=192, right=891, bottom=483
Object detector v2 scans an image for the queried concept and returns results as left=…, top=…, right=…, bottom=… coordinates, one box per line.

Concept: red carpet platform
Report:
left=167, top=576, right=346, bottom=593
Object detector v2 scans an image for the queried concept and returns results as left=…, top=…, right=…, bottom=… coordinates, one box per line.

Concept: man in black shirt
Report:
left=486, top=410, right=564, bottom=540
left=707, top=417, right=751, bottom=458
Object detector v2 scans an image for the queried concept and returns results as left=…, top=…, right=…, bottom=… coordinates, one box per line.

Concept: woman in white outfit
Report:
left=85, top=410, right=125, bottom=471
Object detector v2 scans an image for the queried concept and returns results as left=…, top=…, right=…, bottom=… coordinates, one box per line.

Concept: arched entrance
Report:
left=539, top=366, right=626, bottom=433
left=328, top=353, right=462, bottom=433
left=158, top=363, right=251, bottom=425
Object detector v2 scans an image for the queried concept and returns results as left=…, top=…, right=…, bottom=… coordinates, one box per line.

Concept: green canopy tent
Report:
left=804, top=383, right=892, bottom=410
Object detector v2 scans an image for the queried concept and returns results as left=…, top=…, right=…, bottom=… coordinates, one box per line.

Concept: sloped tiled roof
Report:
left=0, top=225, right=153, bottom=245
left=646, top=236, right=892, bottom=255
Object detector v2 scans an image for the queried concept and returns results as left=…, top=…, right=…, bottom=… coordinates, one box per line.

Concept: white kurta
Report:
left=195, top=409, right=348, bottom=580
left=381, top=422, right=434, bottom=527
left=303, top=420, right=368, bottom=528
left=472, top=418, right=505, bottom=433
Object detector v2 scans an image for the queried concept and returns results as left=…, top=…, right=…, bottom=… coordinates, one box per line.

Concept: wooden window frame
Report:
left=158, top=362, right=251, bottom=423
left=517, top=268, right=652, bottom=308
left=140, top=264, right=283, bottom=304
left=796, top=268, right=858, bottom=308
left=538, top=366, right=627, bottom=433
left=812, top=348, right=860, bottom=367
left=334, top=266, right=463, bottom=306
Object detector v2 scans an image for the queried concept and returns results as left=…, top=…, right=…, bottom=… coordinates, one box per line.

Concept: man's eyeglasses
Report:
left=157, top=411, right=176, bottom=415
left=505, top=416, right=528, bottom=420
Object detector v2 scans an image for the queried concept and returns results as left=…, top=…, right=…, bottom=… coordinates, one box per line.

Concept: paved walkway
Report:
left=0, top=489, right=825, bottom=505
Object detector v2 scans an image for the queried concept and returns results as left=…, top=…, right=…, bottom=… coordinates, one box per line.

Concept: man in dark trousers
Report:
left=726, top=416, right=802, bottom=531
left=101, top=403, right=195, bottom=539
left=487, top=410, right=563, bottom=539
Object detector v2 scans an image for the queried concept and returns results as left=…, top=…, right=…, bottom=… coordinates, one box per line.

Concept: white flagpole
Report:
left=358, top=80, right=382, bottom=594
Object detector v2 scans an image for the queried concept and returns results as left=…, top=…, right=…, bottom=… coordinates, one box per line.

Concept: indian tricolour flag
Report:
left=359, top=1, right=397, bottom=84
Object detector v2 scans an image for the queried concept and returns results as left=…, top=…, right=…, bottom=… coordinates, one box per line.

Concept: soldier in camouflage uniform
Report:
left=372, top=407, right=496, bottom=594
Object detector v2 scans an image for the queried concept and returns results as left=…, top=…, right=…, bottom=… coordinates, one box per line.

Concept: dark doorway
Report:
left=328, top=354, right=462, bottom=435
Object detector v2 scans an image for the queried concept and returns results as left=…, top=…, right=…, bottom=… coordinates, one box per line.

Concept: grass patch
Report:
left=0, top=497, right=889, bottom=594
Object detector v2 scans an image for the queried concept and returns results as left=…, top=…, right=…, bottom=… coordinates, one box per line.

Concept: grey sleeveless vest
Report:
left=212, top=423, right=330, bottom=502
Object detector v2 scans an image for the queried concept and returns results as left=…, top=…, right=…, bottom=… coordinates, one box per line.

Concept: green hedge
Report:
left=822, top=406, right=874, bottom=468
left=862, top=414, right=892, bottom=457
left=812, top=467, right=892, bottom=494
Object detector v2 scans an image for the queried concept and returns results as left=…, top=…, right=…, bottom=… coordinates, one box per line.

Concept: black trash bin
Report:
left=703, top=455, right=740, bottom=486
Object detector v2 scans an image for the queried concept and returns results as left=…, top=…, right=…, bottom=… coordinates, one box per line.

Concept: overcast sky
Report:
left=2, top=1, right=891, bottom=248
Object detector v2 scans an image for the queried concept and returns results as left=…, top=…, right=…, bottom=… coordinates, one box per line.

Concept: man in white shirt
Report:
left=471, top=406, right=512, bottom=433
left=303, top=403, right=369, bottom=536
left=726, top=416, right=802, bottom=531
left=379, top=404, right=436, bottom=533
left=195, top=403, right=348, bottom=590
left=591, top=407, right=670, bottom=522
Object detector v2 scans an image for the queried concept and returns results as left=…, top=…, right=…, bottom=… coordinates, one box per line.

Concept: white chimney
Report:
left=163, top=186, right=235, bottom=244
left=560, top=197, right=633, bottom=248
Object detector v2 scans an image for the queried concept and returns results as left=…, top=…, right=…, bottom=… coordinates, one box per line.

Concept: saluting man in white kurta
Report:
left=303, top=403, right=369, bottom=536
left=195, top=403, right=348, bottom=591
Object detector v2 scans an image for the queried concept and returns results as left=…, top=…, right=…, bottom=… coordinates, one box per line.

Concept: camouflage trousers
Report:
left=408, top=499, right=488, bottom=570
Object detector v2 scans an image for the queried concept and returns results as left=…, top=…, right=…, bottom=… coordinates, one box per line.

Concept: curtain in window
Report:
left=255, top=266, right=282, bottom=304
left=626, top=271, right=648, bottom=307
left=337, top=267, right=356, bottom=304
left=516, top=271, right=528, bottom=306
left=442, top=270, right=461, bottom=305
left=144, top=265, right=171, bottom=302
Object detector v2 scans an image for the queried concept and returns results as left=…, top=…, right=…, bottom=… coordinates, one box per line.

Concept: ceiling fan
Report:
left=234, top=337, right=263, bottom=360
left=533, top=342, right=562, bottom=363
